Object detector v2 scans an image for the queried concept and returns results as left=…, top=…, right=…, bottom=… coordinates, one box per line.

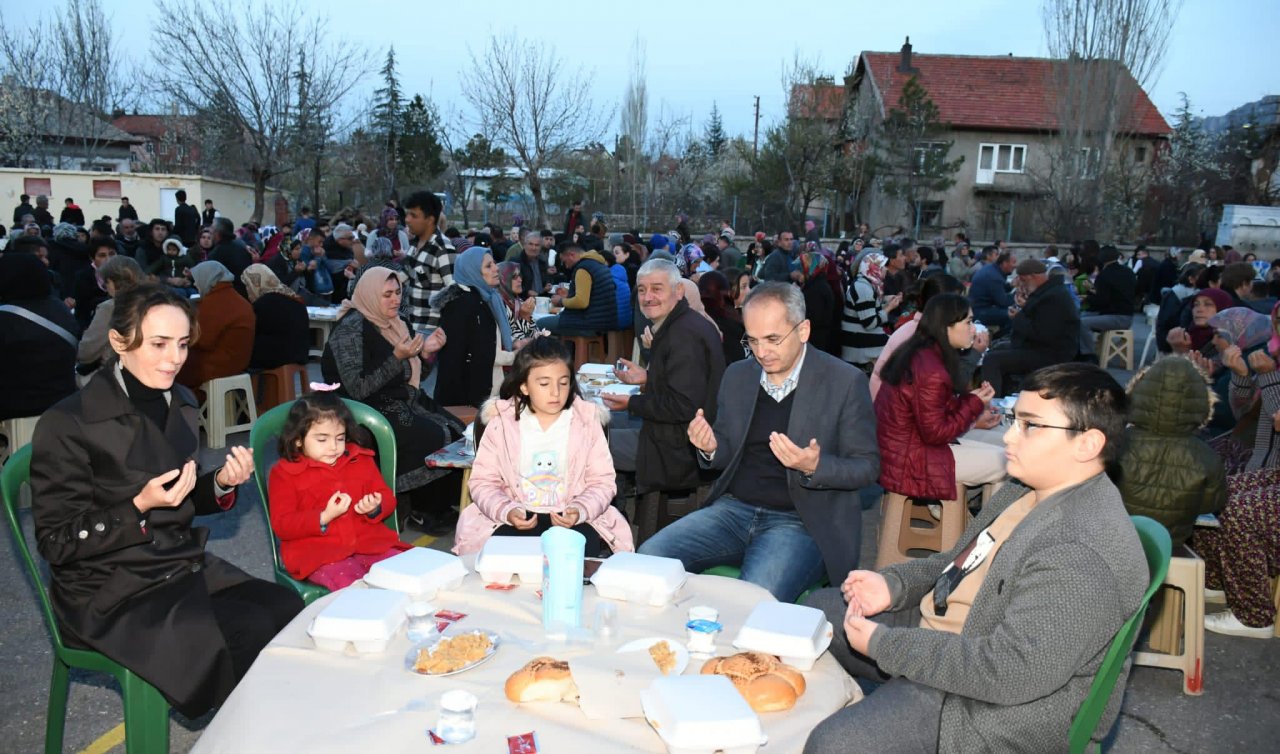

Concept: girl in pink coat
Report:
left=452, top=337, right=635, bottom=556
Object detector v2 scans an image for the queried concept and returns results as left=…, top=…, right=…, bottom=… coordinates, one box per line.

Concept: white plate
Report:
left=403, top=629, right=501, bottom=676
left=617, top=637, right=690, bottom=676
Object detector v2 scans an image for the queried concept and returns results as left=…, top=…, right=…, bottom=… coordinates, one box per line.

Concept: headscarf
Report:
left=0, top=253, right=52, bottom=301
left=795, top=251, right=828, bottom=282
left=1187, top=288, right=1233, bottom=350
left=497, top=261, right=523, bottom=315
left=452, top=247, right=513, bottom=350
left=858, top=251, right=888, bottom=296
left=1269, top=301, right=1280, bottom=357
left=1185, top=249, right=1207, bottom=266
left=379, top=206, right=399, bottom=229
left=697, top=270, right=734, bottom=320
left=241, top=263, right=297, bottom=303
left=680, top=243, right=704, bottom=274
left=52, top=222, right=78, bottom=242
left=340, top=266, right=419, bottom=387
left=191, top=261, right=233, bottom=297
left=366, top=236, right=394, bottom=261
left=1209, top=306, right=1271, bottom=351
left=678, top=277, right=721, bottom=336
left=1223, top=248, right=1242, bottom=265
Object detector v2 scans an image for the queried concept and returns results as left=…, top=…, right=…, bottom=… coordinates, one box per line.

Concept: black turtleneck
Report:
left=120, top=366, right=170, bottom=430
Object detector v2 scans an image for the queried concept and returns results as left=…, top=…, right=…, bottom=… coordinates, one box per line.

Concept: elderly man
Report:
left=980, top=259, right=1081, bottom=396
left=517, top=231, right=550, bottom=297
left=209, top=218, right=255, bottom=297
left=603, top=259, right=725, bottom=494
left=115, top=217, right=142, bottom=259
left=323, top=223, right=366, bottom=301
left=639, top=282, right=880, bottom=601
left=969, top=250, right=1017, bottom=330
left=534, top=244, right=617, bottom=335
left=802, top=363, right=1147, bottom=754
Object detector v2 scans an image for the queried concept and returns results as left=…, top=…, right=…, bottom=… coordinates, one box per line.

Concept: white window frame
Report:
left=977, top=143, right=1027, bottom=181
left=912, top=141, right=950, bottom=175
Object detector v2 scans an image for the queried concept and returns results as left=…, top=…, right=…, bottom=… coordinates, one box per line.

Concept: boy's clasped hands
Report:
left=321, top=490, right=383, bottom=526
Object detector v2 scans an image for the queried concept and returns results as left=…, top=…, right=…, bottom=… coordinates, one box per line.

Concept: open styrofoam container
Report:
left=362, top=548, right=468, bottom=598
left=591, top=552, right=687, bottom=607
left=578, top=363, right=615, bottom=376
left=732, top=601, right=834, bottom=671
left=307, top=589, right=410, bottom=654
left=640, top=675, right=766, bottom=754
left=475, top=536, right=544, bottom=584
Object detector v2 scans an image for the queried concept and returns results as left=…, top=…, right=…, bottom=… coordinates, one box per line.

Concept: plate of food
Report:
left=405, top=629, right=500, bottom=676
left=617, top=637, right=689, bottom=676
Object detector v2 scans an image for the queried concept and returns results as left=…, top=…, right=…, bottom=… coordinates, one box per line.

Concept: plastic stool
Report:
left=200, top=374, right=258, bottom=448
left=0, top=415, right=40, bottom=466
left=563, top=334, right=607, bottom=371
left=874, top=486, right=969, bottom=569
left=1134, top=545, right=1205, bottom=695
left=256, top=364, right=310, bottom=413
left=1097, top=329, right=1135, bottom=370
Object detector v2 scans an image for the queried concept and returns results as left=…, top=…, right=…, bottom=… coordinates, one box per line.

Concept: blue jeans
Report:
left=638, top=495, right=827, bottom=602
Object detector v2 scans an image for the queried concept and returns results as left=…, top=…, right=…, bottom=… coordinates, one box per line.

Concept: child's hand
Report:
left=550, top=508, right=581, bottom=528
left=321, top=491, right=352, bottom=525
left=354, top=492, right=381, bottom=515
left=506, top=508, right=537, bottom=530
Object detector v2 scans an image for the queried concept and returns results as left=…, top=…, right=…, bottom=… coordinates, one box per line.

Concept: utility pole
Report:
left=752, top=95, right=761, bottom=159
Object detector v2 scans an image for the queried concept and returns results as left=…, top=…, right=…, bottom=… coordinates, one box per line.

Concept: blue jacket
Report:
left=969, top=263, right=1013, bottom=312
left=610, top=264, right=633, bottom=329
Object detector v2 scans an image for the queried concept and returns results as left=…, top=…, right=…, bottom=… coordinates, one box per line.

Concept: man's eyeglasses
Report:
left=740, top=323, right=801, bottom=357
left=1009, top=417, right=1080, bottom=435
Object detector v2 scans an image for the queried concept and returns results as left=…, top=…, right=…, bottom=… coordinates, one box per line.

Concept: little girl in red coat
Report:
left=268, top=390, right=410, bottom=589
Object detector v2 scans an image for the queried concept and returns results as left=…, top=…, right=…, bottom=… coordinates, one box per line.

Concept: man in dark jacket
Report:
left=117, top=196, right=138, bottom=222
left=518, top=231, right=551, bottom=298
left=563, top=200, right=584, bottom=236
left=640, top=282, right=879, bottom=601
left=12, top=194, right=34, bottom=225
left=757, top=229, right=795, bottom=282
left=59, top=197, right=85, bottom=227
left=1081, top=246, right=1136, bottom=344
left=534, top=245, right=617, bottom=335
left=115, top=218, right=142, bottom=258
left=32, top=195, right=55, bottom=230
left=980, top=259, right=1081, bottom=396
left=208, top=218, right=254, bottom=297
left=969, top=250, right=1017, bottom=330
left=0, top=253, right=81, bottom=420
left=1148, top=247, right=1180, bottom=305
left=135, top=219, right=170, bottom=269
left=603, top=258, right=726, bottom=494
left=173, top=189, right=202, bottom=247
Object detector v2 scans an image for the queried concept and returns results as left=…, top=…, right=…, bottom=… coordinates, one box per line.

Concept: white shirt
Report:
left=517, top=408, right=573, bottom=512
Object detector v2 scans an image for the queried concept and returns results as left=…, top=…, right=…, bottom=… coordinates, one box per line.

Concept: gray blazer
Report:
left=701, top=345, right=880, bottom=584
left=869, top=473, right=1149, bottom=753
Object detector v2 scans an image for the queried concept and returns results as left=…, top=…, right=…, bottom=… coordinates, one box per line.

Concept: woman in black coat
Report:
left=795, top=251, right=838, bottom=355
left=431, top=248, right=517, bottom=408
left=30, top=284, right=302, bottom=718
left=0, top=254, right=81, bottom=420
left=241, top=263, right=310, bottom=369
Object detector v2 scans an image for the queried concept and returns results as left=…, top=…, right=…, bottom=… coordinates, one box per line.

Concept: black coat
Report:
left=627, top=299, right=726, bottom=492
left=72, top=267, right=110, bottom=330
left=250, top=292, right=310, bottom=369
left=0, top=297, right=79, bottom=419
left=1011, top=279, right=1081, bottom=362
left=117, top=204, right=138, bottom=222
left=1085, top=262, right=1137, bottom=315
left=210, top=240, right=254, bottom=296
left=174, top=202, right=201, bottom=246
left=29, top=370, right=258, bottom=717
left=133, top=238, right=165, bottom=269
left=434, top=285, right=500, bottom=407
left=13, top=201, right=34, bottom=224
left=49, top=237, right=90, bottom=299
left=518, top=253, right=551, bottom=298
left=803, top=276, right=838, bottom=355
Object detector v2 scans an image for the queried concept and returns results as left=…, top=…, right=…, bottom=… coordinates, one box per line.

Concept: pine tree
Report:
left=399, top=94, right=446, bottom=187
left=873, top=76, right=963, bottom=232
left=373, top=47, right=403, bottom=192
left=704, top=102, right=727, bottom=158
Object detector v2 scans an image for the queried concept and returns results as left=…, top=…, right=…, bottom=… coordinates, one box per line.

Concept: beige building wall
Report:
left=0, top=169, right=280, bottom=227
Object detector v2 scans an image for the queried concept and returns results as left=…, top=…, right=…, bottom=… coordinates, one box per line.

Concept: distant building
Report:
left=111, top=113, right=203, bottom=173
left=0, top=81, right=140, bottom=172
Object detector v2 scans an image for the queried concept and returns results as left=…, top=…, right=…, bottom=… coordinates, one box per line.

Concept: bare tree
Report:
left=151, top=0, right=369, bottom=222
left=1035, top=0, right=1181, bottom=239
left=619, top=37, right=649, bottom=223
left=462, top=32, right=608, bottom=228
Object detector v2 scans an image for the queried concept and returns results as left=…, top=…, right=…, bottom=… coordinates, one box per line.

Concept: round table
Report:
left=191, top=566, right=860, bottom=753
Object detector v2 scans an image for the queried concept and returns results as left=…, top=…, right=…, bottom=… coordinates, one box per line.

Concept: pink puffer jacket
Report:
left=451, top=397, right=634, bottom=555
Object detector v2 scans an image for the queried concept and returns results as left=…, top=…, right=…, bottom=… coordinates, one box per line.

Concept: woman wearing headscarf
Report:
left=0, top=254, right=80, bottom=419
left=176, top=261, right=256, bottom=395
left=49, top=221, right=90, bottom=300
left=1167, top=288, right=1234, bottom=355
left=371, top=206, right=411, bottom=257
left=432, top=248, right=519, bottom=407
left=497, top=261, right=540, bottom=342
left=840, top=250, right=900, bottom=371
left=321, top=267, right=463, bottom=531
left=792, top=251, right=837, bottom=356
left=697, top=270, right=745, bottom=365
left=1193, top=301, right=1280, bottom=638
left=241, top=264, right=309, bottom=370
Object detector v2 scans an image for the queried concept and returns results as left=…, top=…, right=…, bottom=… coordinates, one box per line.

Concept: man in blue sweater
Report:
left=969, top=251, right=1017, bottom=331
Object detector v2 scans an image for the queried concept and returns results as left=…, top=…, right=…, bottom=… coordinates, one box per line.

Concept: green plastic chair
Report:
left=700, top=564, right=831, bottom=604
left=249, top=398, right=400, bottom=605
left=1068, top=515, right=1172, bottom=754
left=1, top=445, right=171, bottom=754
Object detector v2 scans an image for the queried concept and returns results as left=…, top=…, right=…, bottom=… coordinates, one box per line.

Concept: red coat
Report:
left=267, top=443, right=406, bottom=579
left=874, top=344, right=983, bottom=499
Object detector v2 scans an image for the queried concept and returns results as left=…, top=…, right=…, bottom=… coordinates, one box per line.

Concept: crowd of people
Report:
left=3, top=189, right=1279, bottom=751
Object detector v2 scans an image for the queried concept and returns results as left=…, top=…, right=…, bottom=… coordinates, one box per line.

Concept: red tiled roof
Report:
left=858, top=52, right=1171, bottom=137
left=111, top=114, right=198, bottom=139
left=790, top=83, right=845, bottom=122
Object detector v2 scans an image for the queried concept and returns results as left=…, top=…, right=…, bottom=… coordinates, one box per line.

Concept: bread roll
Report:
left=505, top=657, right=579, bottom=703
left=700, top=652, right=806, bottom=712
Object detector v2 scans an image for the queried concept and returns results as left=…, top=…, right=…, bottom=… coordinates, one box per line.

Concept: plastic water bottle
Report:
left=540, top=527, right=585, bottom=636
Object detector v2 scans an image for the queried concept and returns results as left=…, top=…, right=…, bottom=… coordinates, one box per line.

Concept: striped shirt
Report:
left=404, top=235, right=457, bottom=332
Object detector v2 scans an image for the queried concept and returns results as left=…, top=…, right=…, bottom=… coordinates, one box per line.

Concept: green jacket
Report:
left=1116, top=357, right=1226, bottom=545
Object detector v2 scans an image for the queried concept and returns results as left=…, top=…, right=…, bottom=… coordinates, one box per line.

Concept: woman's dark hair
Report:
left=498, top=336, right=579, bottom=419
left=1194, top=265, right=1222, bottom=289
left=879, top=293, right=972, bottom=392
left=698, top=270, right=735, bottom=320
left=109, top=283, right=199, bottom=350
left=277, top=392, right=361, bottom=462
left=914, top=273, right=964, bottom=310
left=724, top=268, right=748, bottom=303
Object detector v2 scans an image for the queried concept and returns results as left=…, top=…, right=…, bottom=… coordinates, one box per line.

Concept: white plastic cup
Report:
left=406, top=601, right=434, bottom=643
left=436, top=690, right=477, bottom=744
left=688, top=605, right=718, bottom=623
left=595, top=601, right=618, bottom=637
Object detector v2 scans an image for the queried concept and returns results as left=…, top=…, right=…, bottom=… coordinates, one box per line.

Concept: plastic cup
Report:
left=436, top=690, right=477, bottom=744
left=406, top=601, right=435, bottom=643
left=594, top=601, right=618, bottom=638
left=688, top=605, right=718, bottom=623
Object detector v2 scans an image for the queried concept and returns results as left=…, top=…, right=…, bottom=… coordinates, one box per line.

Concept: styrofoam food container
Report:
left=577, top=363, right=615, bottom=376
left=600, top=383, right=641, bottom=396
left=307, top=589, right=410, bottom=653
left=591, top=552, right=687, bottom=606
left=732, top=601, right=834, bottom=671
left=475, top=536, right=544, bottom=584
left=640, top=675, right=767, bottom=754
left=362, top=548, right=468, bottom=598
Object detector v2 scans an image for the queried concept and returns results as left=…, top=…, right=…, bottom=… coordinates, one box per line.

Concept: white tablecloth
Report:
left=192, top=569, right=859, bottom=753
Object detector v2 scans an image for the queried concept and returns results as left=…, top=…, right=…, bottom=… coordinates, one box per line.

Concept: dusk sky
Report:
left=7, top=0, right=1278, bottom=137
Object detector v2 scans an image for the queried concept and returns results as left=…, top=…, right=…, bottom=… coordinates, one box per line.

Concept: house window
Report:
left=977, top=143, right=1027, bottom=176
left=93, top=179, right=122, bottom=199
left=144, top=141, right=154, bottom=154
left=23, top=177, right=52, bottom=197
left=912, top=142, right=950, bottom=174
left=912, top=200, right=943, bottom=228
left=1134, top=145, right=1148, bottom=163
left=1076, top=147, right=1100, bottom=179
left=158, top=143, right=169, bottom=156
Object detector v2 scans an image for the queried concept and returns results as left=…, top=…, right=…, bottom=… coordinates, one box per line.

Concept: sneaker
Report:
left=1204, top=610, right=1274, bottom=639
left=1204, top=588, right=1226, bottom=602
